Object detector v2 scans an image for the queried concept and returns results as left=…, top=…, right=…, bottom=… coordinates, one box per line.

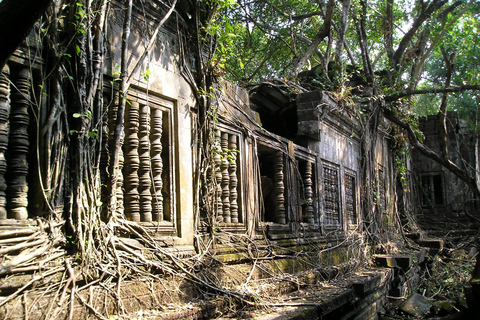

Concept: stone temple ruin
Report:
left=0, top=1, right=479, bottom=319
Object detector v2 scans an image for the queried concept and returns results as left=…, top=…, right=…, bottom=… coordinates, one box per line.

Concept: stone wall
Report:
left=412, top=113, right=480, bottom=232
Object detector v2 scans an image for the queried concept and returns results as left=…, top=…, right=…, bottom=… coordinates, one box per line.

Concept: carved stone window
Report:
left=213, top=128, right=242, bottom=225
left=258, top=144, right=286, bottom=224
left=345, top=171, right=357, bottom=226
left=323, top=162, right=340, bottom=227
left=123, top=96, right=175, bottom=230
left=420, top=173, right=444, bottom=207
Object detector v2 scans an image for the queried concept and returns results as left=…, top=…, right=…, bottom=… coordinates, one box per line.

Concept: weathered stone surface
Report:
left=401, top=293, right=432, bottom=317
left=319, top=288, right=355, bottom=315
left=351, top=273, right=382, bottom=297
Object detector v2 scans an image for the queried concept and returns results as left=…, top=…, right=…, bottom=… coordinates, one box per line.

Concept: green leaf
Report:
left=72, top=113, right=82, bottom=118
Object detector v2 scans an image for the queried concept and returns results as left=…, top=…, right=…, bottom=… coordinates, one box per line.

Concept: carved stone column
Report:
left=138, top=104, right=152, bottom=222
left=214, top=130, right=223, bottom=221
left=7, top=68, right=31, bottom=220
left=124, top=101, right=140, bottom=222
left=116, top=141, right=125, bottom=217
left=221, top=132, right=230, bottom=223
left=150, top=108, right=164, bottom=221
left=228, top=134, right=238, bottom=223
left=0, top=65, right=10, bottom=220
left=273, top=151, right=286, bottom=224
left=304, top=161, right=314, bottom=224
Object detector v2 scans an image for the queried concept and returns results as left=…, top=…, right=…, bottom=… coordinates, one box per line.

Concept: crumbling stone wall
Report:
left=412, top=113, right=480, bottom=231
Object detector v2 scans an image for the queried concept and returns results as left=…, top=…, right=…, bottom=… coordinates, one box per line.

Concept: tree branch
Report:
left=290, top=0, right=335, bottom=77
left=392, top=0, right=447, bottom=70
left=385, top=85, right=480, bottom=101
left=383, top=107, right=480, bottom=199
left=410, top=1, right=471, bottom=88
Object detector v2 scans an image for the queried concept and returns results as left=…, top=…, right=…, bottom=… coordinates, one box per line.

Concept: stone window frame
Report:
left=122, top=90, right=178, bottom=237
left=321, top=160, right=342, bottom=229
left=257, top=142, right=288, bottom=226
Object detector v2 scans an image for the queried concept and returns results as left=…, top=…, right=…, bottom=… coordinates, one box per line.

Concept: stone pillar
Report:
left=0, top=65, right=10, bottom=220
left=273, top=151, right=286, bottom=224
left=124, top=101, right=140, bottom=222
left=7, top=68, right=31, bottom=220
left=150, top=108, right=164, bottom=221
left=138, top=104, right=152, bottom=222
left=229, top=134, right=238, bottom=223
left=304, top=161, right=314, bottom=224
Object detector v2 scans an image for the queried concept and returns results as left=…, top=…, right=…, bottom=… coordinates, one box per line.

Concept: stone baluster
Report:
left=124, top=101, right=140, bottom=222
left=273, top=151, right=286, bottom=224
left=304, top=161, right=314, bottom=224
left=7, top=68, right=31, bottom=220
left=214, top=130, right=223, bottom=221
left=228, top=134, right=238, bottom=223
left=221, top=132, right=230, bottom=223
left=117, top=141, right=125, bottom=217
left=138, top=104, right=152, bottom=222
left=108, top=96, right=124, bottom=216
left=0, top=65, right=10, bottom=220
left=150, top=108, right=164, bottom=221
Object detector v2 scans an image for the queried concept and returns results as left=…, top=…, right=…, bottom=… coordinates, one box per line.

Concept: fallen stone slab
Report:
left=401, top=293, right=432, bottom=318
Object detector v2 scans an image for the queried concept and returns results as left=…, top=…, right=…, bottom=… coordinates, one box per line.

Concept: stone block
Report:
left=296, top=91, right=326, bottom=106
left=401, top=293, right=432, bottom=317
left=319, top=289, right=355, bottom=315
left=374, top=254, right=412, bottom=270
left=351, top=273, right=382, bottom=297
left=417, top=239, right=444, bottom=250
